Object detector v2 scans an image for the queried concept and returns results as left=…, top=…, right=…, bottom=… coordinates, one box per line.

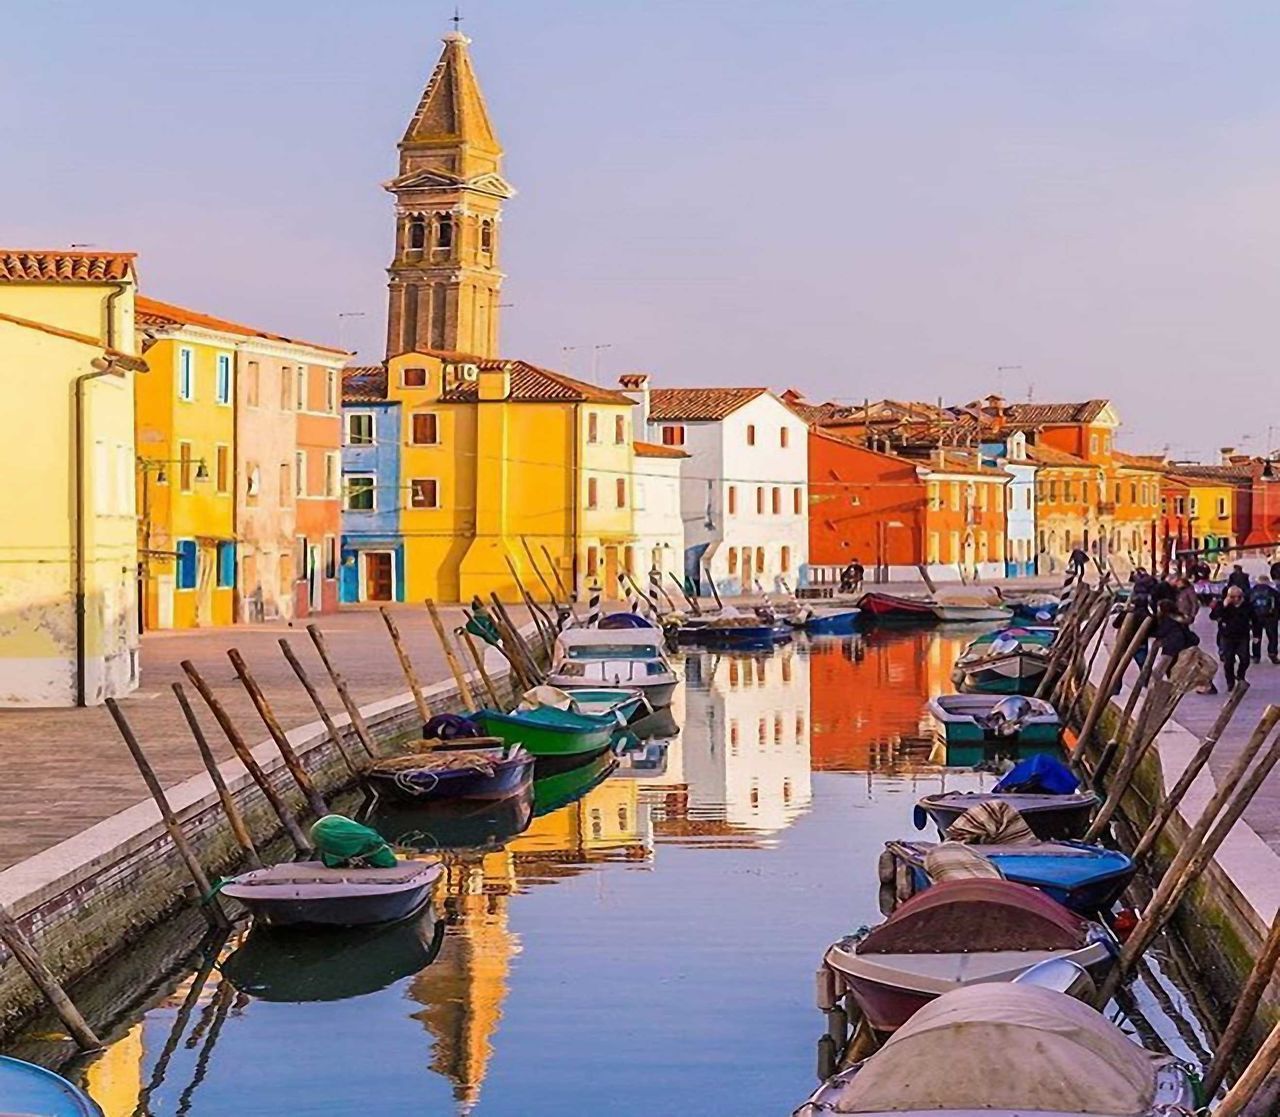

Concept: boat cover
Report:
left=859, top=879, right=1087, bottom=954
left=994, top=754, right=1080, bottom=795
left=922, top=843, right=1004, bottom=882
left=945, top=800, right=1037, bottom=845
left=311, top=814, right=398, bottom=868
left=820, top=983, right=1162, bottom=1113
left=519, top=685, right=578, bottom=711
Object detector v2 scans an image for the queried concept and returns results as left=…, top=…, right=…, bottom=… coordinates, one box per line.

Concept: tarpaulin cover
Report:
left=825, top=983, right=1162, bottom=1113
left=945, top=799, right=1037, bottom=845
left=995, top=755, right=1080, bottom=795
left=310, top=814, right=398, bottom=869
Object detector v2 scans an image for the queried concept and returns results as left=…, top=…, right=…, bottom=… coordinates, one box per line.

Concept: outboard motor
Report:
left=986, top=695, right=1033, bottom=737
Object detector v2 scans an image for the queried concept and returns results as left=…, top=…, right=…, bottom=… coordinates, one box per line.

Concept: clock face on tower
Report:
left=384, top=33, right=515, bottom=361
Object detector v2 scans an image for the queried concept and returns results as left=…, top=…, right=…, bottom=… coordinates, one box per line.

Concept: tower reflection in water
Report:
left=77, top=630, right=974, bottom=1115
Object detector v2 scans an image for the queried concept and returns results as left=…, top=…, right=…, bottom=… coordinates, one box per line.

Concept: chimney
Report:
left=619, top=372, right=651, bottom=429
left=1220, top=446, right=1236, bottom=465
left=477, top=362, right=511, bottom=401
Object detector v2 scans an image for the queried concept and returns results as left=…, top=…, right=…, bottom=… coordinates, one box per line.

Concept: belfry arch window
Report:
left=480, top=219, right=494, bottom=253
left=435, top=213, right=454, bottom=250
left=407, top=218, right=426, bottom=250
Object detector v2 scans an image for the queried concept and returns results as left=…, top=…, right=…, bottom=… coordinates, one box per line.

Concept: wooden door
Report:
left=364, top=552, right=394, bottom=602
left=604, top=546, right=620, bottom=600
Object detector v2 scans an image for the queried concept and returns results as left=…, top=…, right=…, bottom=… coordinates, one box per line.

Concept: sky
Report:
left=6, top=0, right=1280, bottom=460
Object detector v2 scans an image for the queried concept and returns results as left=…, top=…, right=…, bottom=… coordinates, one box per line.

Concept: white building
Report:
left=620, top=376, right=809, bottom=597
left=631, top=439, right=688, bottom=594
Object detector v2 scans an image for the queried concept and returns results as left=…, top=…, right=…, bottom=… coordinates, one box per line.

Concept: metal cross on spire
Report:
left=451, top=5, right=463, bottom=31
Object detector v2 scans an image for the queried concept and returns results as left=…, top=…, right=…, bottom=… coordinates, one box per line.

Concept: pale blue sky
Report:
left=6, top=0, right=1280, bottom=458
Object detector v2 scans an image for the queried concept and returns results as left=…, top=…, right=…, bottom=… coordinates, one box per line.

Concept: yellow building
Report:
left=0, top=250, right=145, bottom=706
left=134, top=297, right=237, bottom=628
left=1166, top=470, right=1238, bottom=555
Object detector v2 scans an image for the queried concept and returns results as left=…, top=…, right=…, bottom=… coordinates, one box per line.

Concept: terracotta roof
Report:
left=1025, top=444, right=1096, bottom=468
left=136, top=295, right=349, bottom=356
left=1001, top=400, right=1110, bottom=427
left=1113, top=451, right=1166, bottom=470
left=633, top=440, right=689, bottom=459
left=0, top=311, right=147, bottom=370
left=0, top=250, right=136, bottom=283
left=1167, top=462, right=1255, bottom=484
left=389, top=349, right=635, bottom=404
left=342, top=365, right=388, bottom=403
left=647, top=387, right=767, bottom=421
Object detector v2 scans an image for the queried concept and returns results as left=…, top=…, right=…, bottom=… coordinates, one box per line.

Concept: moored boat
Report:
left=221, top=859, right=443, bottom=927
left=675, top=617, right=793, bottom=647
left=0, top=1056, right=104, bottom=1117
left=821, top=878, right=1114, bottom=1034
left=367, top=740, right=534, bottom=804
left=795, top=982, right=1197, bottom=1116
left=915, top=789, right=1099, bottom=841
left=362, top=791, right=535, bottom=853
left=857, top=592, right=937, bottom=623
left=789, top=607, right=862, bottom=635
left=926, top=694, right=1061, bottom=765
left=474, top=703, right=622, bottom=770
left=951, top=628, right=1053, bottom=695
left=545, top=628, right=679, bottom=709
left=928, top=601, right=1015, bottom=623
left=532, top=751, right=619, bottom=816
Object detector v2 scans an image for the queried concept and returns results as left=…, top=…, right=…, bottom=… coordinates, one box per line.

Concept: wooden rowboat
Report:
left=915, top=789, right=1099, bottom=841
left=857, top=592, right=937, bottom=622
left=368, top=740, right=534, bottom=803
left=221, top=860, right=443, bottom=927
left=474, top=705, right=621, bottom=771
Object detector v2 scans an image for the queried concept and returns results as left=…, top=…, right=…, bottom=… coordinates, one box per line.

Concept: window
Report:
left=295, top=451, right=306, bottom=497
left=480, top=220, right=494, bottom=253
left=215, top=445, right=229, bottom=493
left=1190, top=497, right=1199, bottom=516
left=587, top=477, right=599, bottom=509
left=756, top=546, right=765, bottom=573
left=728, top=485, right=737, bottom=515
left=295, top=365, right=307, bottom=411
left=780, top=427, right=790, bottom=448
left=950, top=484, right=960, bottom=512
left=661, top=425, right=685, bottom=446
left=1081, top=481, right=1089, bottom=504
left=280, top=462, right=291, bottom=504
left=296, top=535, right=308, bottom=580
left=411, top=413, right=439, bottom=445
left=1175, top=497, right=1186, bottom=516
left=346, top=413, right=375, bottom=446
left=408, top=219, right=426, bottom=249
left=402, top=367, right=428, bottom=388
left=928, top=532, right=940, bottom=563
left=587, top=412, right=599, bottom=443
left=436, top=213, right=453, bottom=249
left=793, top=488, right=803, bottom=514
left=246, top=464, right=260, bottom=503
left=178, top=441, right=193, bottom=491
left=281, top=367, right=293, bottom=410
left=345, top=474, right=375, bottom=511
left=615, top=415, right=626, bottom=444
left=1104, top=434, right=1112, bottom=453
left=586, top=545, right=599, bottom=573
left=1065, top=481, right=1076, bottom=503
left=215, top=353, right=232, bottom=405
left=781, top=545, right=791, bottom=572
left=324, top=535, right=337, bottom=579
left=216, top=542, right=235, bottom=588
left=176, top=539, right=197, bottom=590
left=325, top=452, right=339, bottom=498
left=1218, top=497, right=1229, bottom=518
left=747, top=424, right=756, bottom=446
left=326, top=369, right=338, bottom=413
left=616, top=478, right=627, bottom=508
left=756, top=487, right=765, bottom=514
left=772, top=487, right=781, bottom=515
left=1048, top=480, right=1059, bottom=502
left=410, top=478, right=439, bottom=508
left=928, top=482, right=940, bottom=510
left=728, top=548, right=738, bottom=574
left=1090, top=434, right=1099, bottom=454
left=177, top=348, right=194, bottom=401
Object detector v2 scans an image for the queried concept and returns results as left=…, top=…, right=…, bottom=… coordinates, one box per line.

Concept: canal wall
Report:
left=0, top=653, right=520, bottom=1041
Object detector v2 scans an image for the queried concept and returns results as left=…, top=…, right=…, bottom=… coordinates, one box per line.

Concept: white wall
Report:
left=632, top=452, right=686, bottom=588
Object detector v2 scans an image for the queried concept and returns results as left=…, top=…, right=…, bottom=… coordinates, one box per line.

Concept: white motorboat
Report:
left=544, top=628, right=679, bottom=709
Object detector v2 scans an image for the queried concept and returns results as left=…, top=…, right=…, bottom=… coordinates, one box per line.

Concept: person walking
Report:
left=1172, top=574, right=1200, bottom=625
left=1249, top=575, right=1280, bottom=664
left=1067, top=546, right=1089, bottom=581
left=1151, top=598, right=1199, bottom=679
left=1211, top=585, right=1255, bottom=691
left=1270, top=554, right=1280, bottom=583
left=1226, top=563, right=1251, bottom=593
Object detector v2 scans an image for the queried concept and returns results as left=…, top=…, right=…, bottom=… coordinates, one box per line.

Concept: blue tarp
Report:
left=994, top=755, right=1079, bottom=795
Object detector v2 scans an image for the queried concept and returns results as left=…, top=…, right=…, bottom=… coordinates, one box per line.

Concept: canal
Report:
left=43, top=628, right=1215, bottom=1115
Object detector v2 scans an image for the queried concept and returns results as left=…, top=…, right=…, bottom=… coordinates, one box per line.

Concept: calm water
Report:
left=59, top=628, right=1214, bottom=1116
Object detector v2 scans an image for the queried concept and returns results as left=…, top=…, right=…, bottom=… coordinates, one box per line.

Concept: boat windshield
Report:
left=554, top=659, right=669, bottom=681
left=563, top=643, right=663, bottom=660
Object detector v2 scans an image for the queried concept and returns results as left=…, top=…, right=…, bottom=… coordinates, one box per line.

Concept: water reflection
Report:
left=69, top=628, right=1215, bottom=1116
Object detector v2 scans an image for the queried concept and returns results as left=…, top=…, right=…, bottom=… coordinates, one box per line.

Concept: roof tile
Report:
left=647, top=387, right=767, bottom=421
left=136, top=295, right=348, bottom=355
left=633, top=440, right=689, bottom=459
left=342, top=365, right=389, bottom=403
left=0, top=250, right=136, bottom=283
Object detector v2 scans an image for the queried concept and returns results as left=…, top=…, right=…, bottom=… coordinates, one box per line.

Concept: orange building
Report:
left=293, top=359, right=342, bottom=616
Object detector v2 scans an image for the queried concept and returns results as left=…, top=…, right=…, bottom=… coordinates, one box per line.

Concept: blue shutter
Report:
left=176, top=540, right=197, bottom=589
left=217, top=542, right=236, bottom=588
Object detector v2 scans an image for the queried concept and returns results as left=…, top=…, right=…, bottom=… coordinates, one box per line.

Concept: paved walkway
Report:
left=0, top=605, right=530, bottom=871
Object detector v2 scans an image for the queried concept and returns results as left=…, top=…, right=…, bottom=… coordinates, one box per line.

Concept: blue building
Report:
left=981, top=431, right=1038, bottom=577
left=339, top=366, right=404, bottom=602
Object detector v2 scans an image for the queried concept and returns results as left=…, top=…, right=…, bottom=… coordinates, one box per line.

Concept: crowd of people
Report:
left=1127, top=558, right=1280, bottom=693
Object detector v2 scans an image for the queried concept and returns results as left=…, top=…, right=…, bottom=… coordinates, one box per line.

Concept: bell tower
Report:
left=385, top=31, right=514, bottom=359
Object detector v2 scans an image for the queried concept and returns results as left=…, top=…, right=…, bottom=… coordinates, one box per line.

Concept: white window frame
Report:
left=345, top=411, right=376, bottom=446
left=295, top=450, right=306, bottom=498
left=295, top=365, right=307, bottom=411
left=215, top=352, right=232, bottom=406
left=177, top=347, right=195, bottom=401
left=344, top=473, right=377, bottom=512
left=325, top=452, right=340, bottom=498
left=409, top=477, right=441, bottom=509
left=326, top=368, right=338, bottom=413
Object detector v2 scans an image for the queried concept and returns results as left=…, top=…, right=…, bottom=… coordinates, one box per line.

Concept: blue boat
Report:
left=794, top=608, right=862, bottom=635
left=885, top=839, right=1136, bottom=916
left=676, top=620, right=793, bottom=647
left=1011, top=600, right=1060, bottom=623
left=0, top=1056, right=104, bottom=1116
left=598, top=612, right=660, bottom=630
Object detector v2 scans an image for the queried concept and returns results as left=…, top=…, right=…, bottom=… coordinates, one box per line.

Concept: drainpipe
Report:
left=74, top=360, right=129, bottom=706
left=571, top=402, right=580, bottom=596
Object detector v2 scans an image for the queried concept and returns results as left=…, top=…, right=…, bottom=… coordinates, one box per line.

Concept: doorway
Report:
left=363, top=551, right=395, bottom=602
left=604, top=546, right=619, bottom=600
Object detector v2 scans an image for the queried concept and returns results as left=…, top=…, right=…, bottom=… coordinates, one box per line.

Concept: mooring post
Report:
left=305, top=625, right=378, bottom=756
left=459, top=625, right=502, bottom=708
left=1205, top=904, right=1280, bottom=1098
left=1213, top=1014, right=1280, bottom=1117
left=426, top=598, right=478, bottom=711
left=105, top=699, right=229, bottom=929
left=277, top=639, right=365, bottom=781
left=378, top=607, right=432, bottom=724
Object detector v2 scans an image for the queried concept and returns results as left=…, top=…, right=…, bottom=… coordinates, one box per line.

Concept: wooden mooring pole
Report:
left=1214, top=1014, right=1280, bottom=1117
left=426, top=598, right=478, bottom=711
left=459, top=625, right=502, bottom=708
left=227, top=649, right=329, bottom=819
left=180, top=660, right=312, bottom=855
left=378, top=607, right=431, bottom=724
left=0, top=902, right=100, bottom=1050
left=1070, top=612, right=1150, bottom=768
left=172, top=682, right=263, bottom=869
left=277, top=639, right=365, bottom=782
left=105, top=699, right=229, bottom=929
left=306, top=625, right=378, bottom=757
left=1205, top=904, right=1280, bottom=1098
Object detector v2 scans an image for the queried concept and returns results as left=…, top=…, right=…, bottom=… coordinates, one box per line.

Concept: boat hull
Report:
left=474, top=709, right=618, bottom=766
left=0, top=1056, right=104, bottom=1117
left=369, top=749, right=534, bottom=804
left=676, top=623, right=793, bottom=647
left=222, top=862, right=442, bottom=928
left=917, top=791, right=1099, bottom=841
left=930, top=604, right=1015, bottom=623
left=858, top=593, right=937, bottom=623
left=798, top=609, right=862, bottom=635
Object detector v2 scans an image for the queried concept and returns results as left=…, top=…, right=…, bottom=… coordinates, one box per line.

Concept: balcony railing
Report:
left=1097, top=502, right=1118, bottom=515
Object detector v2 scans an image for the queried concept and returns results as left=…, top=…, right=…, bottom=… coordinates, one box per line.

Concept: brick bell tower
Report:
left=385, top=31, right=514, bottom=359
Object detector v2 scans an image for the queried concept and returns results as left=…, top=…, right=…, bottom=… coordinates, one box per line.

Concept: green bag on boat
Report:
left=310, top=814, right=397, bottom=869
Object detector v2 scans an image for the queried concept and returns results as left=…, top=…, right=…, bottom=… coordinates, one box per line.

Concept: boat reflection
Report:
left=220, top=907, right=446, bottom=1002
left=363, top=791, right=535, bottom=854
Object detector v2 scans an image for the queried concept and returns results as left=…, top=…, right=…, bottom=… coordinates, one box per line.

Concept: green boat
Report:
left=951, top=627, right=1054, bottom=696
left=475, top=705, right=620, bottom=772
left=927, top=694, right=1062, bottom=766
left=532, top=751, right=619, bottom=816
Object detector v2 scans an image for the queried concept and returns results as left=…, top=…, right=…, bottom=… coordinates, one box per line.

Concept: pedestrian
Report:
left=1067, top=546, right=1089, bottom=581
left=1249, top=575, right=1280, bottom=664
left=1226, top=563, right=1251, bottom=593
left=1151, top=598, right=1199, bottom=679
left=1210, top=585, right=1255, bottom=691
left=1193, top=558, right=1212, bottom=583
left=1270, top=554, right=1280, bottom=583
left=1172, top=574, right=1200, bottom=626
left=1150, top=573, right=1178, bottom=612
left=851, top=559, right=865, bottom=594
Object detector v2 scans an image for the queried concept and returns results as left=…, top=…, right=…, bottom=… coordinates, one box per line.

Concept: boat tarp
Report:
left=923, top=842, right=1004, bottom=882
left=827, top=983, right=1161, bottom=1114
left=945, top=799, right=1037, bottom=845
left=859, top=878, right=1086, bottom=954
left=311, top=815, right=398, bottom=869
left=995, top=754, right=1080, bottom=795
left=519, top=685, right=578, bottom=712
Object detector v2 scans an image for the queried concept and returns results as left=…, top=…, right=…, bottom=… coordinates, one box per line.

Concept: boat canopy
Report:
left=821, top=983, right=1162, bottom=1113
left=555, top=630, right=666, bottom=660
